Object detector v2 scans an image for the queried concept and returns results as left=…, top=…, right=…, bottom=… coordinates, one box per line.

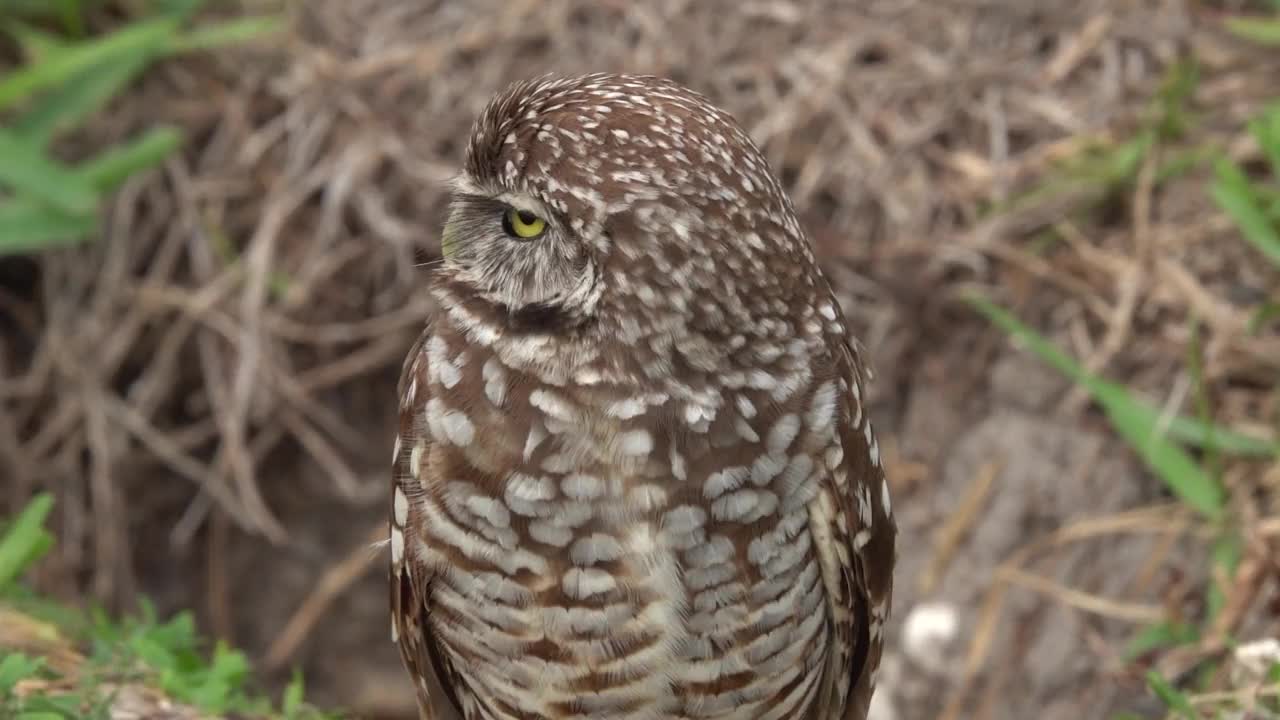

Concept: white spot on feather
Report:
left=607, top=397, right=646, bottom=419
left=409, top=442, right=425, bottom=479
left=390, top=525, right=404, bottom=563
left=482, top=358, right=507, bottom=406
left=808, top=381, right=837, bottom=434
left=618, top=429, right=653, bottom=456
left=570, top=533, right=624, bottom=566
left=441, top=410, right=475, bottom=446
left=393, top=486, right=408, bottom=526
left=562, top=568, right=616, bottom=599
left=562, top=474, right=604, bottom=500
left=404, top=377, right=417, bottom=406
left=767, top=414, right=800, bottom=455
left=670, top=447, right=687, bottom=481
left=628, top=484, right=669, bottom=511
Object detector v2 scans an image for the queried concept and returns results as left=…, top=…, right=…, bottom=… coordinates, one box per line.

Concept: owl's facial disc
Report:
left=439, top=184, right=597, bottom=326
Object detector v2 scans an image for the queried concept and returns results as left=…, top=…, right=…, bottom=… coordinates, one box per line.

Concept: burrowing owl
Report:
left=389, top=73, right=896, bottom=720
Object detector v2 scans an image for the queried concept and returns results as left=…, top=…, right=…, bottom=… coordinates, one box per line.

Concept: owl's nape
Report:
left=390, top=73, right=895, bottom=720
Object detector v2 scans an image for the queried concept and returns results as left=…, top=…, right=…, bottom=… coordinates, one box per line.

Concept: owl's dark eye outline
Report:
left=502, top=207, right=547, bottom=240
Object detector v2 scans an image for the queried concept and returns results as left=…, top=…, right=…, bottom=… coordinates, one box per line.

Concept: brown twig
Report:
left=262, top=522, right=388, bottom=671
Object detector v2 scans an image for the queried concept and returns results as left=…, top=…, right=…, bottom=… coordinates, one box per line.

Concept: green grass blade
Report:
left=964, top=293, right=1230, bottom=518
left=1101, top=394, right=1226, bottom=519
left=53, top=0, right=88, bottom=37
left=1, top=19, right=70, bottom=59
left=1125, top=621, right=1198, bottom=659
left=1249, top=301, right=1280, bottom=334
left=153, top=0, right=207, bottom=22
left=0, top=130, right=181, bottom=257
left=0, top=493, right=55, bottom=589
left=1159, top=414, right=1276, bottom=456
left=0, top=128, right=97, bottom=213
left=1253, top=103, right=1280, bottom=182
left=1146, top=670, right=1199, bottom=719
left=0, top=200, right=98, bottom=255
left=0, top=0, right=83, bottom=20
left=166, top=15, right=285, bottom=53
left=1211, top=157, right=1280, bottom=268
left=12, top=55, right=151, bottom=147
left=1225, top=16, right=1280, bottom=45
left=1206, top=531, right=1243, bottom=622
left=0, top=653, right=43, bottom=696
left=963, top=293, right=1093, bottom=384
left=282, top=669, right=306, bottom=717
left=964, top=293, right=1278, bottom=456
left=0, top=17, right=175, bottom=111
left=75, top=126, right=182, bottom=192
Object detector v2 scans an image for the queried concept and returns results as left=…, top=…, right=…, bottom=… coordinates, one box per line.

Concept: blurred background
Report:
left=1, top=1, right=1278, bottom=718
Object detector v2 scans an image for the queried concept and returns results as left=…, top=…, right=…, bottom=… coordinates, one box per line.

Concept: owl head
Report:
left=432, top=74, right=827, bottom=391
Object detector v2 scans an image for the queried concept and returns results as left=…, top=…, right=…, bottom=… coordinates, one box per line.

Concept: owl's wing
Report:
left=813, top=337, right=897, bottom=718
left=390, top=328, right=465, bottom=720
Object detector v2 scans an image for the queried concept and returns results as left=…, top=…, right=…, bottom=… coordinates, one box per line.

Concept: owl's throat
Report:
left=501, top=300, right=582, bottom=334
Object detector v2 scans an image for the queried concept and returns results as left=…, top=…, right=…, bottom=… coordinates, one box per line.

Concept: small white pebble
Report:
left=902, top=601, right=960, bottom=673
left=1232, top=637, right=1280, bottom=684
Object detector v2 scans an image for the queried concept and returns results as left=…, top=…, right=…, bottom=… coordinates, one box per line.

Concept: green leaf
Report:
left=0, top=17, right=176, bottom=112
left=964, top=294, right=1230, bottom=518
left=1159, top=414, right=1277, bottom=456
left=13, top=55, right=151, bottom=148
left=1211, top=157, right=1280, bottom=268
left=0, top=129, right=98, bottom=214
left=1, top=19, right=70, bottom=60
left=0, top=128, right=181, bottom=256
left=1207, top=531, right=1244, bottom=622
left=0, top=653, right=44, bottom=696
left=0, top=200, right=98, bottom=256
left=1146, top=670, right=1199, bottom=719
left=75, top=126, right=182, bottom=192
left=0, top=493, right=55, bottom=589
left=1254, top=299, right=1280, bottom=333
left=1126, top=621, right=1199, bottom=659
left=1104, top=397, right=1226, bottom=519
left=153, top=0, right=206, bottom=22
left=1154, top=58, right=1199, bottom=139
left=53, top=0, right=88, bottom=37
left=1251, top=103, right=1280, bottom=182
left=1225, top=15, right=1280, bottom=45
left=19, top=692, right=84, bottom=717
left=965, top=293, right=1277, bottom=456
left=167, top=15, right=285, bottom=53
left=282, top=669, right=305, bottom=717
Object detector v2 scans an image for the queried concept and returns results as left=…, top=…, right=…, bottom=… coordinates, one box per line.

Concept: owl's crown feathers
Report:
left=434, top=73, right=832, bottom=392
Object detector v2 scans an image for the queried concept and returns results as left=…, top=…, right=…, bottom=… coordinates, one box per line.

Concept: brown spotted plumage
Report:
left=389, top=73, right=895, bottom=720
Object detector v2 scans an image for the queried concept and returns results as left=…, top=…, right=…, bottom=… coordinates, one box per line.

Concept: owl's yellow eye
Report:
left=502, top=208, right=547, bottom=239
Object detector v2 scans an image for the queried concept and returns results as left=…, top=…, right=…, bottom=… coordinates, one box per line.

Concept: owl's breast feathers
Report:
left=388, top=287, right=895, bottom=719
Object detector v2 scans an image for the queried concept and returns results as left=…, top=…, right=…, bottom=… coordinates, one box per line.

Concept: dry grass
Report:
left=1, top=0, right=1278, bottom=717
